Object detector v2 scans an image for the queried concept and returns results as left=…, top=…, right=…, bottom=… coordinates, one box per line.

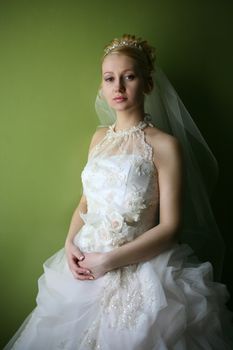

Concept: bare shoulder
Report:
left=145, top=126, right=183, bottom=168
left=89, top=126, right=109, bottom=152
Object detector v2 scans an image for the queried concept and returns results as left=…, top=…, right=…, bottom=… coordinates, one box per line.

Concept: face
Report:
left=101, top=53, right=145, bottom=113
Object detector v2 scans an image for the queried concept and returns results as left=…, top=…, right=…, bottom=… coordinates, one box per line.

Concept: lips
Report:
left=113, top=96, right=127, bottom=102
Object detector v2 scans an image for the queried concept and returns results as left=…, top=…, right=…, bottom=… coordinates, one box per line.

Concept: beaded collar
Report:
left=107, top=115, right=154, bottom=137
left=109, top=120, right=147, bottom=136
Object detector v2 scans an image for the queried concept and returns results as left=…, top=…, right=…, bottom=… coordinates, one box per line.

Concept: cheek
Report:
left=133, top=83, right=145, bottom=99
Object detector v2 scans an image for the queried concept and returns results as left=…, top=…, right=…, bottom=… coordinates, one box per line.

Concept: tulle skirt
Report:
left=4, top=243, right=233, bottom=350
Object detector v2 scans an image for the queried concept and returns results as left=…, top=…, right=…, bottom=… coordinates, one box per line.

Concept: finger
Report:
left=69, top=258, right=91, bottom=273
left=70, top=267, right=94, bottom=280
left=76, top=267, right=91, bottom=275
left=78, top=255, right=85, bottom=261
left=68, top=260, right=81, bottom=275
left=73, top=272, right=95, bottom=280
left=68, top=260, right=91, bottom=275
left=71, top=255, right=79, bottom=264
left=72, top=251, right=85, bottom=261
left=73, top=248, right=85, bottom=261
left=70, top=254, right=85, bottom=267
left=69, top=259, right=80, bottom=271
left=72, top=272, right=88, bottom=280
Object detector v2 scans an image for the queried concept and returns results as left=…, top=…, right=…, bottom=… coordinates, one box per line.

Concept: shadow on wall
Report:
left=171, top=72, right=233, bottom=311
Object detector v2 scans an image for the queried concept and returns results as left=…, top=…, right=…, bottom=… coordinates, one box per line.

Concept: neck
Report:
left=115, top=107, right=145, bottom=131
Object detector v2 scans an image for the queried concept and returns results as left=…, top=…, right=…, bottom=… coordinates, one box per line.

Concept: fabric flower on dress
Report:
left=124, top=186, right=147, bottom=223
left=108, top=211, right=124, bottom=232
left=100, top=211, right=129, bottom=246
left=134, top=157, right=153, bottom=176
left=77, top=210, right=132, bottom=250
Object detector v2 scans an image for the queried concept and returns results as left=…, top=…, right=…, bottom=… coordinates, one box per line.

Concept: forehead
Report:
left=102, top=53, right=137, bottom=73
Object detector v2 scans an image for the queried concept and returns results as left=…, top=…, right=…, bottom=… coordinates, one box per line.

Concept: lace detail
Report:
left=107, top=118, right=147, bottom=135
left=81, top=264, right=161, bottom=349
left=81, top=320, right=102, bottom=350
left=80, top=265, right=160, bottom=349
left=134, top=156, right=154, bottom=176
left=123, top=184, right=147, bottom=223
left=89, top=115, right=155, bottom=162
left=100, top=266, right=146, bottom=329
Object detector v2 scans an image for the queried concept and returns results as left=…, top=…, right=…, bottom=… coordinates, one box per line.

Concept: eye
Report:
left=104, top=76, right=114, bottom=82
left=125, top=74, right=135, bottom=81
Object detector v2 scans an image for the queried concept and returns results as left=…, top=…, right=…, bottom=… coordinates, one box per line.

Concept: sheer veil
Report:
left=95, top=64, right=225, bottom=281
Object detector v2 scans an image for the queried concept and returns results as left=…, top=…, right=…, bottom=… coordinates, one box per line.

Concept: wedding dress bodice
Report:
left=74, top=118, right=159, bottom=252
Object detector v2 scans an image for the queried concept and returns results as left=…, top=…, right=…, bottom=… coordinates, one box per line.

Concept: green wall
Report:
left=1, top=0, right=233, bottom=347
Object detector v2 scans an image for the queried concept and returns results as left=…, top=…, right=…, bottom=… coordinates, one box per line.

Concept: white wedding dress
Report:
left=4, top=118, right=233, bottom=349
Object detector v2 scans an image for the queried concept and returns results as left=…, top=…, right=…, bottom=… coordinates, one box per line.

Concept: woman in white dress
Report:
left=4, top=34, right=233, bottom=349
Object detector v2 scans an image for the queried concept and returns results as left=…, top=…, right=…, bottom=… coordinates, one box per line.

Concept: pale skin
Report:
left=65, top=53, right=183, bottom=280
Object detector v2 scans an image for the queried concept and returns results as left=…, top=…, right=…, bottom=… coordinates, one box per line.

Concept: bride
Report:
left=4, top=34, right=233, bottom=350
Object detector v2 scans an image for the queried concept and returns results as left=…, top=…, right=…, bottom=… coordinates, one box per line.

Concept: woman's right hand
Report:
left=65, top=241, right=94, bottom=280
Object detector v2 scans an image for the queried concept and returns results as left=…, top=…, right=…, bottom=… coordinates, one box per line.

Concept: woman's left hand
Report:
left=78, top=252, right=110, bottom=280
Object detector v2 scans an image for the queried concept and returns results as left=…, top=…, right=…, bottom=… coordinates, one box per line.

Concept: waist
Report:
left=74, top=210, right=157, bottom=253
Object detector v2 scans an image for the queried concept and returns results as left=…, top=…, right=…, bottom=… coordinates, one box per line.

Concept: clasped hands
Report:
left=65, top=241, right=110, bottom=280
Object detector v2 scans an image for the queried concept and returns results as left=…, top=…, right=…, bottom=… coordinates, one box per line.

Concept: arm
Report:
left=105, top=135, right=184, bottom=270
left=65, top=195, right=92, bottom=280
left=79, top=134, right=184, bottom=276
left=65, top=194, right=87, bottom=248
left=65, top=126, right=109, bottom=280
left=105, top=135, right=183, bottom=270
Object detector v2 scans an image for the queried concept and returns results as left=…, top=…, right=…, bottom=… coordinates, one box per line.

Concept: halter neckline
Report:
left=108, top=115, right=153, bottom=136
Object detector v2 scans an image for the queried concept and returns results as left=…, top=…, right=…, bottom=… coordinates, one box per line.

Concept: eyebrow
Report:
left=103, top=69, right=135, bottom=75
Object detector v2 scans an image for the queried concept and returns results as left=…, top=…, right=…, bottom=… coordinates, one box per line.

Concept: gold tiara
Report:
left=104, top=38, right=143, bottom=57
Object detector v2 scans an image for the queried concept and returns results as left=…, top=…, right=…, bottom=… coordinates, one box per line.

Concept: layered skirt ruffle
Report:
left=4, top=244, right=233, bottom=350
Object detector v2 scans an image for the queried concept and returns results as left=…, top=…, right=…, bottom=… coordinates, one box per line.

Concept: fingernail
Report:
left=89, top=276, right=94, bottom=280
left=86, top=270, right=91, bottom=274
left=79, top=256, right=84, bottom=261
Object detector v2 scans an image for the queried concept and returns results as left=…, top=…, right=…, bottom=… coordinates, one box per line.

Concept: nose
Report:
left=114, top=77, right=125, bottom=93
